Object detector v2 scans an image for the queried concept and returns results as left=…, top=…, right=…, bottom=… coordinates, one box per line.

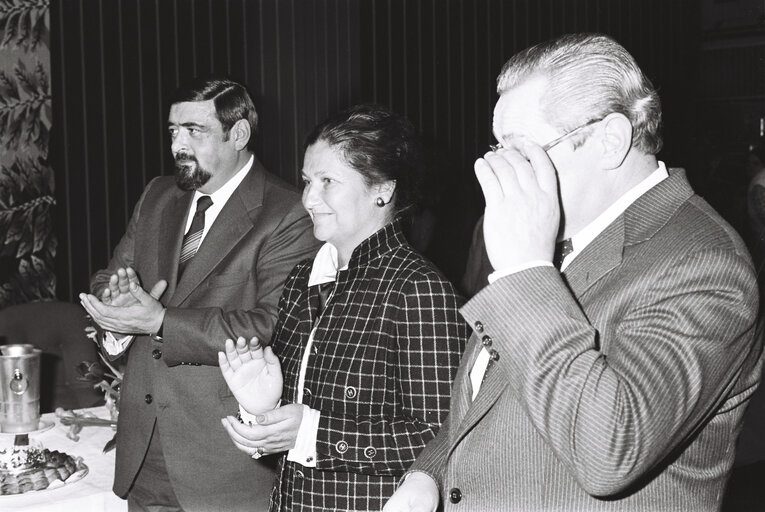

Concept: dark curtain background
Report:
left=50, top=0, right=362, bottom=301
left=357, top=0, right=702, bottom=282
left=49, top=0, right=762, bottom=299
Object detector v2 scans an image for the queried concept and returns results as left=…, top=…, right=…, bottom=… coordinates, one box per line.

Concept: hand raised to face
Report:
left=474, top=141, right=561, bottom=271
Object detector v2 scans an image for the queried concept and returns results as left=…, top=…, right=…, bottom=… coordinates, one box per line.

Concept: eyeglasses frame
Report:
left=489, top=117, right=605, bottom=153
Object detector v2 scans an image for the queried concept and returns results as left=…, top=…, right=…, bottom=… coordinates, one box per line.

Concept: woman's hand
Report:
left=221, top=403, right=305, bottom=458
left=218, top=336, right=283, bottom=414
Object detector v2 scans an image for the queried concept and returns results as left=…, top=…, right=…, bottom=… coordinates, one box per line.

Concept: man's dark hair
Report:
left=172, top=76, right=259, bottom=151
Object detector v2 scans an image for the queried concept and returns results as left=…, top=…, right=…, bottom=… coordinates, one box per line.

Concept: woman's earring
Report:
left=375, top=197, right=386, bottom=207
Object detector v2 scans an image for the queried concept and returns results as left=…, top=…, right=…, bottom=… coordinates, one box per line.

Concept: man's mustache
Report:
left=174, top=152, right=197, bottom=164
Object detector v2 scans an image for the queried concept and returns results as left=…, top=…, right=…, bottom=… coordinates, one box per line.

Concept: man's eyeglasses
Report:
left=490, top=117, right=605, bottom=153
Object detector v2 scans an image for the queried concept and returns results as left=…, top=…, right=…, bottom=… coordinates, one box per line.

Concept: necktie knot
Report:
left=553, top=238, right=574, bottom=269
left=196, top=195, right=213, bottom=213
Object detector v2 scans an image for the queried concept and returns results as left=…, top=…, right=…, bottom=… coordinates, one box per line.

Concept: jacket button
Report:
left=152, top=349, right=162, bottom=359
left=449, top=488, right=462, bottom=503
left=345, top=386, right=357, bottom=399
left=490, top=349, right=500, bottom=362
left=144, top=394, right=153, bottom=404
left=335, top=440, right=348, bottom=454
left=363, top=446, right=377, bottom=459
left=303, top=387, right=312, bottom=398
left=481, top=335, right=492, bottom=347
left=474, top=321, right=484, bottom=333
left=295, top=469, right=305, bottom=480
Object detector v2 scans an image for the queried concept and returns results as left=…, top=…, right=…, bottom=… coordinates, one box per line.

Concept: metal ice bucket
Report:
left=0, top=344, right=41, bottom=432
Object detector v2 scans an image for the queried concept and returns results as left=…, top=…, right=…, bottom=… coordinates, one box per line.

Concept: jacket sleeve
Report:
left=404, top=411, right=453, bottom=489
left=161, top=202, right=318, bottom=366
left=314, top=276, right=468, bottom=476
left=89, top=178, right=159, bottom=296
left=460, top=249, right=760, bottom=496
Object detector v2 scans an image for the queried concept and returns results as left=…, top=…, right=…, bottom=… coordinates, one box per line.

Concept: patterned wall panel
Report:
left=0, top=0, right=56, bottom=306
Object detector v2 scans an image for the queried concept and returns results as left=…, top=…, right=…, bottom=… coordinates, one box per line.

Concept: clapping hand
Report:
left=80, top=272, right=167, bottom=335
left=100, top=267, right=141, bottom=307
left=218, top=337, right=283, bottom=415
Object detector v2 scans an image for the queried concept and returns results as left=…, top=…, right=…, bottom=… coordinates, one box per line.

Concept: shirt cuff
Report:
left=238, top=404, right=260, bottom=425
left=487, top=260, right=553, bottom=283
left=102, top=331, right=134, bottom=356
left=287, top=405, right=320, bottom=467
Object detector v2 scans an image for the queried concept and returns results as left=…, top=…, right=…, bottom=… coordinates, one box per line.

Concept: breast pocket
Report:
left=206, top=271, right=251, bottom=289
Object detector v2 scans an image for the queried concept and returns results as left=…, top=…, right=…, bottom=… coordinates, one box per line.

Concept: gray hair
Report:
left=497, top=33, right=662, bottom=154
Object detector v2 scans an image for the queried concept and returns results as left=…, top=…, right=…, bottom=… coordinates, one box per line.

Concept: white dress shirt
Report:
left=286, top=243, right=347, bottom=467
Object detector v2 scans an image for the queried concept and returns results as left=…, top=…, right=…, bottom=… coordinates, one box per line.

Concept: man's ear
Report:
left=230, top=119, right=252, bottom=151
left=375, top=180, right=396, bottom=204
left=598, top=112, right=633, bottom=170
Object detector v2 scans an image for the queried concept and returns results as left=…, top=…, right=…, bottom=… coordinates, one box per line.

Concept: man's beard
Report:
left=174, top=153, right=212, bottom=191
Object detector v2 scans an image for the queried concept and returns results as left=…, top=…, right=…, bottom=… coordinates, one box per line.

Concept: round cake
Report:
left=0, top=434, right=81, bottom=495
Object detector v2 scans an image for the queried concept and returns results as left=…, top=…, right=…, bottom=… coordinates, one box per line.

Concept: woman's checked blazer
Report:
left=269, top=221, right=468, bottom=511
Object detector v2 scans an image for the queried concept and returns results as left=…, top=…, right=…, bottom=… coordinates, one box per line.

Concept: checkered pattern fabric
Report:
left=269, top=222, right=468, bottom=511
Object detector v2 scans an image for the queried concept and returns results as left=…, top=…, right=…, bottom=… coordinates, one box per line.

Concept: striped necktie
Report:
left=178, top=195, right=213, bottom=276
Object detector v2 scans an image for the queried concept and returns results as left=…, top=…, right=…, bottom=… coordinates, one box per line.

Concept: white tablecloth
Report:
left=1, top=406, right=127, bottom=511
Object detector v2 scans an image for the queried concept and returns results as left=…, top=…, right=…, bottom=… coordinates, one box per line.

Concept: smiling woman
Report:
left=301, top=140, right=394, bottom=266
left=218, top=104, right=469, bottom=512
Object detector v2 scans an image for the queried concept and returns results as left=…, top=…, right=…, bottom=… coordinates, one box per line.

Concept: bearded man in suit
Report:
left=385, top=33, right=762, bottom=512
left=80, top=76, right=320, bottom=511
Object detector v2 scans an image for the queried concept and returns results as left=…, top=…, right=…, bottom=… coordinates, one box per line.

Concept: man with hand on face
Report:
left=385, top=33, right=762, bottom=512
left=80, top=76, right=320, bottom=512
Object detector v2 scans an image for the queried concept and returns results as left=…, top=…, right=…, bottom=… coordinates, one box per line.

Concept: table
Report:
left=1, top=406, right=127, bottom=511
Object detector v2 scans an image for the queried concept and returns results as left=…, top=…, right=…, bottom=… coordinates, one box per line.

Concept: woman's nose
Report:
left=303, top=182, right=321, bottom=207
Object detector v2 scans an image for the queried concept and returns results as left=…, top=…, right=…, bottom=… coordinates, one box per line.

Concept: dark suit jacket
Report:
left=270, top=222, right=468, bottom=511
left=411, top=169, right=762, bottom=511
left=90, top=158, right=320, bottom=512
left=460, top=214, right=493, bottom=298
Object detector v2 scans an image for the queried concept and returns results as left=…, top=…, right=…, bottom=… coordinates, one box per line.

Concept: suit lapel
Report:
left=564, top=168, right=695, bottom=298
left=449, top=337, right=481, bottom=431
left=158, top=191, right=192, bottom=304
left=562, top=218, right=625, bottom=298
left=450, top=340, right=510, bottom=449
left=168, top=160, right=266, bottom=307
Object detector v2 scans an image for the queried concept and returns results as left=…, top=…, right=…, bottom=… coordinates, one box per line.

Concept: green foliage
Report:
left=0, top=155, right=56, bottom=306
left=0, top=0, right=54, bottom=306
left=0, top=57, right=50, bottom=152
left=0, top=0, right=49, bottom=51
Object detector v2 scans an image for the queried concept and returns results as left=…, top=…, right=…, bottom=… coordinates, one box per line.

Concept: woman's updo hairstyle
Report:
left=304, top=104, right=425, bottom=218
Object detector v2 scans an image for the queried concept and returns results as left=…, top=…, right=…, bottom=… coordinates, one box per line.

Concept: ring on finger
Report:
left=251, top=447, right=264, bottom=459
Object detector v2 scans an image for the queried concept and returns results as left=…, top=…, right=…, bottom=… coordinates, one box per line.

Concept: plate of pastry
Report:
left=0, top=434, right=88, bottom=496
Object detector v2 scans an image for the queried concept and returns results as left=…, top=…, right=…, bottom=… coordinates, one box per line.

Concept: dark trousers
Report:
left=127, top=421, right=184, bottom=512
